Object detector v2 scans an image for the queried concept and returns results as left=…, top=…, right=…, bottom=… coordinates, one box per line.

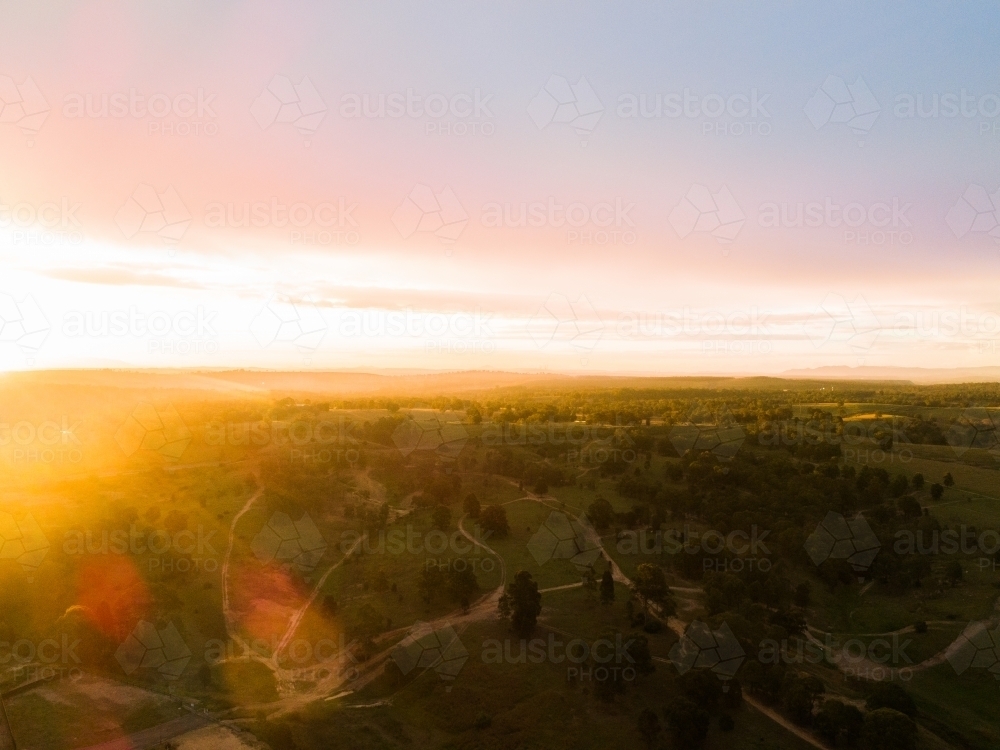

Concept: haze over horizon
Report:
left=3, top=1, right=1000, bottom=377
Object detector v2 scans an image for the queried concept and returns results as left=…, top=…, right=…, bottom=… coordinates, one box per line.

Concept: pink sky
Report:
left=2, top=2, right=999, bottom=374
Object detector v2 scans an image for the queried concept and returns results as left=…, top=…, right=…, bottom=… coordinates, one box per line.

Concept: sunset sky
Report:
left=2, top=1, right=1000, bottom=374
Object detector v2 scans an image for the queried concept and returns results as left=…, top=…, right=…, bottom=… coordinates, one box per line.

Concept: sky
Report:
left=2, top=0, right=1000, bottom=375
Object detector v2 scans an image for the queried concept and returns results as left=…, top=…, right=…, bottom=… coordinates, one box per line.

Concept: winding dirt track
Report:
left=218, top=478, right=977, bottom=747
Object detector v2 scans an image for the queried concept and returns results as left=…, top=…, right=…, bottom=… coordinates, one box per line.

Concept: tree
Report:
left=889, top=474, right=909, bottom=498
left=418, top=566, right=446, bottom=604
left=945, top=558, right=963, bottom=584
left=793, top=581, right=811, bottom=607
left=637, top=708, right=660, bottom=748
left=629, top=633, right=656, bottom=677
left=352, top=603, right=383, bottom=658
left=480, top=505, right=510, bottom=537
left=498, top=570, right=541, bottom=637
left=600, top=569, right=615, bottom=603
left=897, top=496, right=921, bottom=518
left=911, top=473, right=924, bottom=489
left=532, top=479, right=549, bottom=495
left=587, top=497, right=615, bottom=531
left=664, top=696, right=709, bottom=748
left=781, top=672, right=823, bottom=725
left=815, top=700, right=863, bottom=746
left=630, top=563, right=675, bottom=617
left=432, top=505, right=451, bottom=530
left=930, top=483, right=944, bottom=500
left=866, top=682, right=917, bottom=717
left=163, top=509, right=188, bottom=534
left=861, top=708, right=916, bottom=750
left=678, top=669, right=722, bottom=712
left=463, top=493, right=481, bottom=518
left=448, top=567, right=478, bottom=611
left=943, top=472, right=954, bottom=487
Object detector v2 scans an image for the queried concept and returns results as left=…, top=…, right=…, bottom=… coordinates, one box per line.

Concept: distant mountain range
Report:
left=780, top=366, right=1000, bottom=384
left=3, top=366, right=998, bottom=399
